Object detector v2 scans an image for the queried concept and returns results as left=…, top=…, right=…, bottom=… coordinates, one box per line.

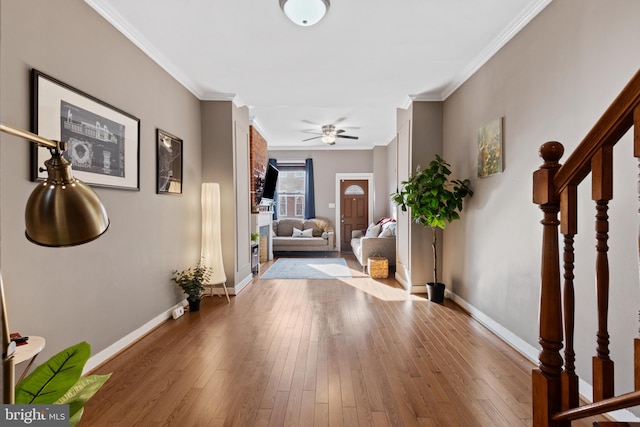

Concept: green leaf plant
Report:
left=172, top=261, right=213, bottom=302
left=391, top=155, right=473, bottom=285
left=15, top=341, right=111, bottom=427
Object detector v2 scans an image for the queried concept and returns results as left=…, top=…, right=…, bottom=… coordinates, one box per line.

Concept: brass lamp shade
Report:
left=25, top=151, right=109, bottom=247
left=0, top=122, right=110, bottom=405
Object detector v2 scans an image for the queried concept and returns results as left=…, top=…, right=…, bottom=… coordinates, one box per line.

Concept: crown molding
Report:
left=250, top=117, right=270, bottom=141
left=409, top=93, right=444, bottom=102
left=200, top=92, right=238, bottom=102
left=440, top=0, right=552, bottom=100
left=84, top=0, right=205, bottom=99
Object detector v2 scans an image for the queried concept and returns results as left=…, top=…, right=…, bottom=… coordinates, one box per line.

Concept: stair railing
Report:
left=533, top=68, right=640, bottom=426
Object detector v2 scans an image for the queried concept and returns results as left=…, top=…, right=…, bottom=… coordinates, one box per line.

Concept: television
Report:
left=260, top=163, right=279, bottom=204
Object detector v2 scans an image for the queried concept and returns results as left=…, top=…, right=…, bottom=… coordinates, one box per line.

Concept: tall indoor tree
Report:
left=391, top=155, right=473, bottom=301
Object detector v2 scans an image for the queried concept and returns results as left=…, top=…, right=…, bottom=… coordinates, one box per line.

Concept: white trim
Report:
left=85, top=276, right=251, bottom=374
left=231, top=273, right=253, bottom=295
left=84, top=300, right=186, bottom=374
left=335, top=173, right=374, bottom=251
left=84, top=0, right=205, bottom=99
left=440, top=0, right=552, bottom=100
left=447, top=290, right=640, bottom=422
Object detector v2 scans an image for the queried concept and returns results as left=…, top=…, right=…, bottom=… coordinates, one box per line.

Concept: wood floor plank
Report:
left=299, top=390, right=316, bottom=426
left=79, top=254, right=611, bottom=426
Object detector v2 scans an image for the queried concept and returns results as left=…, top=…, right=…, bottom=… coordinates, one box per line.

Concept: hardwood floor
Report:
left=81, top=254, right=606, bottom=426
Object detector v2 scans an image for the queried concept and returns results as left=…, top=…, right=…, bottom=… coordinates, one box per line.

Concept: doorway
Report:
left=335, top=174, right=373, bottom=251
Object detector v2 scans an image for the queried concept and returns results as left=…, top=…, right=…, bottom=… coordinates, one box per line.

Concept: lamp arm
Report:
left=0, top=122, right=64, bottom=151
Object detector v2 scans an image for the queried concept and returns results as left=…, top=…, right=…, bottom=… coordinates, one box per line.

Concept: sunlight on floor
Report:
left=340, top=276, right=428, bottom=302
left=308, top=261, right=352, bottom=277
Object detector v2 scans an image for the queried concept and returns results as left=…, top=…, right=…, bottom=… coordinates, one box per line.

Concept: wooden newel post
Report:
left=532, top=141, right=566, bottom=427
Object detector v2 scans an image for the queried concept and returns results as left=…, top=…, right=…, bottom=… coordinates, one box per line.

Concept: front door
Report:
left=340, top=179, right=369, bottom=249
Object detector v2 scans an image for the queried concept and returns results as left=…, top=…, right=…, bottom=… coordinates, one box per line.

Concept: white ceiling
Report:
left=85, top=0, right=550, bottom=150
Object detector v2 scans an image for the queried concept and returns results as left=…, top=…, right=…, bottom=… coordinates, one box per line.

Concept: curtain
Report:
left=268, top=158, right=278, bottom=219
left=305, top=158, right=315, bottom=219
left=201, top=182, right=227, bottom=285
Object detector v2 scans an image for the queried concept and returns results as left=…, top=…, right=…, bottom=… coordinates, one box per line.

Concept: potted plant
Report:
left=15, top=341, right=110, bottom=427
left=171, top=262, right=212, bottom=311
left=391, top=155, right=473, bottom=303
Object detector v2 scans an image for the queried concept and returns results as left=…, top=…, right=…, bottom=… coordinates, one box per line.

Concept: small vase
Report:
left=188, top=298, right=201, bottom=312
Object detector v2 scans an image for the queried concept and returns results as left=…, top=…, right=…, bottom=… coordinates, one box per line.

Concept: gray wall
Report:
left=0, top=0, right=202, bottom=364
left=201, top=101, right=252, bottom=289
left=442, top=0, right=640, bottom=399
left=410, top=102, right=444, bottom=288
left=268, top=149, right=388, bottom=223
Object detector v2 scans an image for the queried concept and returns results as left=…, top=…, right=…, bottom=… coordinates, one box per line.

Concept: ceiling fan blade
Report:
left=301, top=130, right=321, bottom=135
left=302, top=136, right=322, bottom=142
left=336, top=129, right=346, bottom=134
left=337, top=135, right=359, bottom=140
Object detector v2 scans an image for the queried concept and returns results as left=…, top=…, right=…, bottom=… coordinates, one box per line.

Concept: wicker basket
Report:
left=368, top=256, right=388, bottom=279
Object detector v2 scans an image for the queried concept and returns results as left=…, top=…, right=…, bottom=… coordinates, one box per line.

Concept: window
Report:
left=294, top=196, right=304, bottom=217
left=344, top=185, right=365, bottom=195
left=277, top=164, right=306, bottom=219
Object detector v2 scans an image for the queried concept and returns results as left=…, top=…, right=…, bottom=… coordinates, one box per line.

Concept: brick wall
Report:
left=250, top=126, right=268, bottom=209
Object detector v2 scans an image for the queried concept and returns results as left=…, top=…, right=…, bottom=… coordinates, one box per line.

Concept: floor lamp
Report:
left=0, top=123, right=110, bottom=404
left=201, top=183, right=229, bottom=302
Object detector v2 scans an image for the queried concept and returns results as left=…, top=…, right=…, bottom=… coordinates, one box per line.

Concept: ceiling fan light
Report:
left=321, top=134, right=335, bottom=144
left=279, top=0, right=329, bottom=27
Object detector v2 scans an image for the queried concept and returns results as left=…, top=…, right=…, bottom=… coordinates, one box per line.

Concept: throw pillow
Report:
left=365, top=223, right=381, bottom=238
left=302, top=220, right=322, bottom=237
left=381, top=221, right=397, bottom=236
left=292, top=228, right=314, bottom=238
left=379, top=228, right=393, bottom=238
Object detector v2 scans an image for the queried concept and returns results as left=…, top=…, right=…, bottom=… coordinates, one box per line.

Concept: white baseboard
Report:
left=448, top=291, right=640, bottom=422
left=232, top=273, right=253, bottom=295
left=393, top=270, right=429, bottom=294
left=83, top=300, right=186, bottom=374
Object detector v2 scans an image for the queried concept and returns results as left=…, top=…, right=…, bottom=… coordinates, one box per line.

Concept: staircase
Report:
left=532, top=69, right=640, bottom=426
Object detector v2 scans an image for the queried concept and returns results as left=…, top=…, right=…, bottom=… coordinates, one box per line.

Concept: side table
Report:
left=13, top=336, right=45, bottom=382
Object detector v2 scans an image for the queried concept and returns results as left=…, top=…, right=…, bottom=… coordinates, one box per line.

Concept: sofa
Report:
left=351, top=218, right=396, bottom=272
left=272, top=217, right=335, bottom=253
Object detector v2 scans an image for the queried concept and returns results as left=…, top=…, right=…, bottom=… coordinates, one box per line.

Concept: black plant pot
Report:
left=426, top=282, right=445, bottom=304
left=188, top=298, right=201, bottom=312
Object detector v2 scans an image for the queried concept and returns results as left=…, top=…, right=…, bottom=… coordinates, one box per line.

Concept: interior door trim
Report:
left=335, top=173, right=373, bottom=251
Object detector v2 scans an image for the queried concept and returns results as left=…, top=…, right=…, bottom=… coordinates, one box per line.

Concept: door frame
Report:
left=335, top=173, right=373, bottom=251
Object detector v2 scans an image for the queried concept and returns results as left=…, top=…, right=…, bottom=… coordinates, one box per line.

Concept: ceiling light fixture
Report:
left=321, top=124, right=336, bottom=144
left=279, top=0, right=330, bottom=27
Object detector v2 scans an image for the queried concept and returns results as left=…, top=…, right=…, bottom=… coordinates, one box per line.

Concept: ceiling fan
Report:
left=302, top=124, right=359, bottom=145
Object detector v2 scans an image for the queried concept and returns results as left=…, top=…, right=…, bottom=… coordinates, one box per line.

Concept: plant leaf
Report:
left=55, top=374, right=111, bottom=426
left=68, top=407, right=84, bottom=427
left=15, top=342, right=90, bottom=404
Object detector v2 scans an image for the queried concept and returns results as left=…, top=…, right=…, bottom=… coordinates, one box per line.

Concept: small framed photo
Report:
left=477, top=117, right=503, bottom=178
left=156, top=129, right=183, bottom=194
left=32, top=69, right=140, bottom=190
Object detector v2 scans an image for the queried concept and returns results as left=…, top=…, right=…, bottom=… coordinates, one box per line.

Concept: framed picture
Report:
left=156, top=129, right=183, bottom=194
left=477, top=117, right=503, bottom=177
left=31, top=69, right=140, bottom=190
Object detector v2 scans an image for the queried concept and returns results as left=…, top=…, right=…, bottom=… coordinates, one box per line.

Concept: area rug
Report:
left=261, top=258, right=352, bottom=279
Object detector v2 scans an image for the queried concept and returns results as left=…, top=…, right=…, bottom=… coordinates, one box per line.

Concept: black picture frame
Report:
left=31, top=69, right=140, bottom=190
left=156, top=129, right=183, bottom=194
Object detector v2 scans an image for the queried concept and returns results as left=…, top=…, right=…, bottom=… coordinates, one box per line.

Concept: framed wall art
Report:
left=31, top=69, right=140, bottom=190
left=156, top=129, right=183, bottom=194
left=477, top=117, right=503, bottom=178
